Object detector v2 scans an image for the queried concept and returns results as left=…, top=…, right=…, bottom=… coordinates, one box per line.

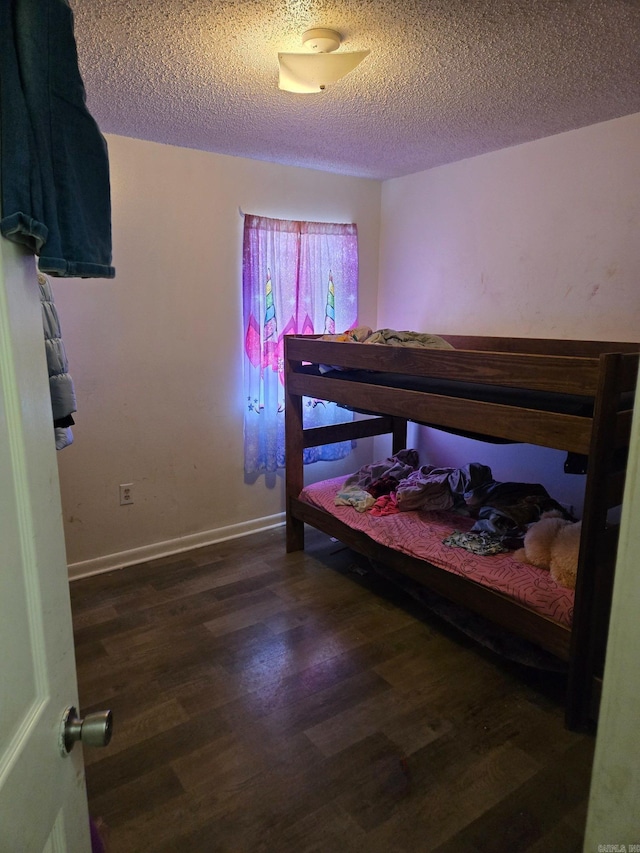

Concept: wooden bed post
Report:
left=391, top=416, right=408, bottom=454
left=566, top=353, right=629, bottom=729
left=285, top=338, right=305, bottom=551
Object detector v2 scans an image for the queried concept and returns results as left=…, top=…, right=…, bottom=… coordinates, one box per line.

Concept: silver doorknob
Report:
left=60, top=706, right=113, bottom=755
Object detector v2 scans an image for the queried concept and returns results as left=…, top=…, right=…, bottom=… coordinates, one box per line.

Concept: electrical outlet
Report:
left=119, top=483, right=134, bottom=505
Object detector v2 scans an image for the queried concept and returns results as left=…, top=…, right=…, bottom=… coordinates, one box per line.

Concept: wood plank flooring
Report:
left=70, top=526, right=595, bottom=852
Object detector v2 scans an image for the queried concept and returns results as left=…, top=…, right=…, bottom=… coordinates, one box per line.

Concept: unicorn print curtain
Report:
left=243, top=215, right=359, bottom=474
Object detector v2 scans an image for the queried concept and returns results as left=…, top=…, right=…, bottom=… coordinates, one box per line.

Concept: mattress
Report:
left=300, top=476, right=575, bottom=628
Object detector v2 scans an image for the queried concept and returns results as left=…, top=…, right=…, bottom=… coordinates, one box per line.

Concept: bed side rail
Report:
left=285, top=336, right=627, bottom=396
left=438, top=335, right=640, bottom=357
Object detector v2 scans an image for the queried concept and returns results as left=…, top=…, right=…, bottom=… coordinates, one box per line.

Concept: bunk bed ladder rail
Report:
left=284, top=341, right=405, bottom=551
left=566, top=351, right=637, bottom=730
left=285, top=357, right=305, bottom=552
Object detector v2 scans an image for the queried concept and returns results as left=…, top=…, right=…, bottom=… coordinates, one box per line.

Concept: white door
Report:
left=0, top=239, right=91, bottom=852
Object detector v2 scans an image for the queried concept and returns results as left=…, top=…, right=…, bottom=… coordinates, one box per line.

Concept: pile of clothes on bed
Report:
left=335, top=449, right=573, bottom=555
left=319, top=326, right=455, bottom=349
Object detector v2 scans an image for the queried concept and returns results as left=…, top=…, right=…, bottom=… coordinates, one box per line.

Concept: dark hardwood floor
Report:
left=70, top=526, right=595, bottom=852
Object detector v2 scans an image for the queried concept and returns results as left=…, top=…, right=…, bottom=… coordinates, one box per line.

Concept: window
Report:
left=243, top=215, right=358, bottom=474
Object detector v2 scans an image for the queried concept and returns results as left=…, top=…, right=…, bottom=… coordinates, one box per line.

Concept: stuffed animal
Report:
left=513, top=510, right=581, bottom=589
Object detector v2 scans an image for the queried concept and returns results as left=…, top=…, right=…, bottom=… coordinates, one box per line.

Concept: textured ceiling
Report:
left=72, top=0, right=640, bottom=180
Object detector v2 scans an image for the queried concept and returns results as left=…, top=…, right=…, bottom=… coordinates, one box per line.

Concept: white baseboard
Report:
left=68, top=512, right=285, bottom=581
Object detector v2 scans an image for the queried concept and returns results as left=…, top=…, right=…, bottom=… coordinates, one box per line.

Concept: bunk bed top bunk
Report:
left=285, top=333, right=640, bottom=452
left=284, top=333, right=640, bottom=729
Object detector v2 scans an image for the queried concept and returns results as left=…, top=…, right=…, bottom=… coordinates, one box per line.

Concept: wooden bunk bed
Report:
left=284, top=334, right=640, bottom=730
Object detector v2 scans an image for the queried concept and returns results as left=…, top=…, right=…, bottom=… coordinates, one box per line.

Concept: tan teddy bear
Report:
left=513, top=510, right=581, bottom=589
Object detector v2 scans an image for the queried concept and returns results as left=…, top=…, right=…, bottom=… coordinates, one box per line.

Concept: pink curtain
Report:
left=243, top=215, right=358, bottom=474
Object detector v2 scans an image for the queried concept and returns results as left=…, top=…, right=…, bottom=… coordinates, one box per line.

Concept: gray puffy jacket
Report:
left=38, top=272, right=76, bottom=449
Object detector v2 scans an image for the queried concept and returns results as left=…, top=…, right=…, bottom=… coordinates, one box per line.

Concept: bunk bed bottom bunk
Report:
left=288, top=484, right=612, bottom=730
left=300, top=476, right=575, bottom=628
left=292, top=478, right=574, bottom=663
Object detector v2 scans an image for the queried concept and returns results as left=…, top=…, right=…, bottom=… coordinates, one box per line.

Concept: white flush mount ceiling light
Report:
left=278, top=28, right=370, bottom=94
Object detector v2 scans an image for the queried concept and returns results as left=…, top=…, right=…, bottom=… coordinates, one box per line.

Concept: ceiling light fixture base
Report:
left=301, top=28, right=341, bottom=53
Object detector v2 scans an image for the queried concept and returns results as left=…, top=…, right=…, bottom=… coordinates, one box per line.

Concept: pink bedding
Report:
left=300, top=476, right=574, bottom=627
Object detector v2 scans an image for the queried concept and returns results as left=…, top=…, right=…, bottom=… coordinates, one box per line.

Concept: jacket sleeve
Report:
left=39, top=272, right=77, bottom=449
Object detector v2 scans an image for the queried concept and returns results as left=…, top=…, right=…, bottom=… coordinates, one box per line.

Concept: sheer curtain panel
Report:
left=243, top=215, right=358, bottom=474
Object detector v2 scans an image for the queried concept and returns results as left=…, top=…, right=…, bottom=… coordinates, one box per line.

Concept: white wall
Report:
left=378, top=112, right=640, bottom=512
left=379, top=112, right=640, bottom=339
left=54, top=135, right=381, bottom=574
